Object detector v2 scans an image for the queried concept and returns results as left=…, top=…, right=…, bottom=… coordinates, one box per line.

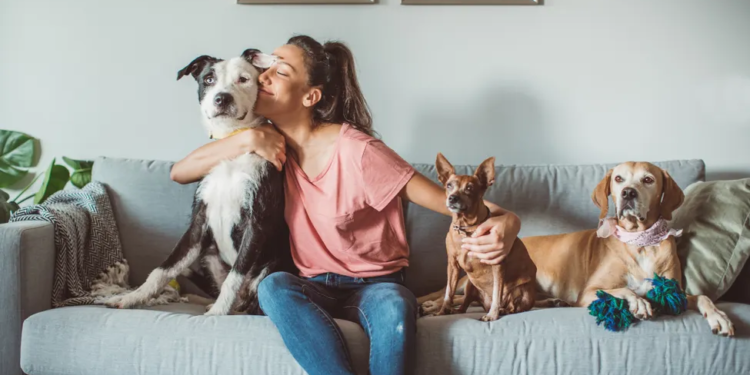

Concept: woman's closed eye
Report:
left=276, top=70, right=288, bottom=77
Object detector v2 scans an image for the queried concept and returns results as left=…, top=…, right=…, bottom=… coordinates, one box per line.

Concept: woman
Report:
left=170, top=35, right=521, bottom=375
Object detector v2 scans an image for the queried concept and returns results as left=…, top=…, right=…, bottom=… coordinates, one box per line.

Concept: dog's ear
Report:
left=242, top=48, right=276, bottom=69
left=435, top=153, right=455, bottom=186
left=177, top=55, right=220, bottom=81
left=659, top=168, right=684, bottom=220
left=591, top=168, right=613, bottom=220
left=474, top=156, right=496, bottom=189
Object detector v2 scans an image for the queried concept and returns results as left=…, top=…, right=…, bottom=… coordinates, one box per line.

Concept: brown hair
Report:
left=287, top=35, right=375, bottom=137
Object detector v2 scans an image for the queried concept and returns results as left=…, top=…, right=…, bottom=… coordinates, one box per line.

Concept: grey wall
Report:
left=2, top=0, right=749, bottom=198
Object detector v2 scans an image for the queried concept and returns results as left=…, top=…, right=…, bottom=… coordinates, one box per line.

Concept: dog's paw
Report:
left=480, top=313, right=500, bottom=322
left=204, top=303, right=230, bottom=316
left=104, top=293, right=142, bottom=309
left=435, top=307, right=454, bottom=316
left=705, top=308, right=734, bottom=337
left=535, top=298, right=570, bottom=308
left=419, top=300, right=442, bottom=316
left=104, top=295, right=124, bottom=308
left=548, top=298, right=570, bottom=308
left=627, top=296, right=653, bottom=320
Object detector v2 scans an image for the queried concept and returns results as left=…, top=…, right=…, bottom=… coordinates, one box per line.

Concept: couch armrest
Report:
left=0, top=221, right=55, bottom=375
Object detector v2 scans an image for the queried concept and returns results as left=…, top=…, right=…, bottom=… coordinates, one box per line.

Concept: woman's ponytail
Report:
left=287, top=35, right=374, bottom=137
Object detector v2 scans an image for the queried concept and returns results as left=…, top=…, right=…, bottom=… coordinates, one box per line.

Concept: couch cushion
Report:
left=21, top=304, right=369, bottom=375
left=403, top=159, right=705, bottom=296
left=92, top=156, right=199, bottom=286
left=669, top=178, right=750, bottom=301
left=415, top=303, right=750, bottom=375
left=23, top=302, right=749, bottom=375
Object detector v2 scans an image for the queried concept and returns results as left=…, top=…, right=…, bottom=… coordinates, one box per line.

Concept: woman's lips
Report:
left=259, top=88, right=273, bottom=96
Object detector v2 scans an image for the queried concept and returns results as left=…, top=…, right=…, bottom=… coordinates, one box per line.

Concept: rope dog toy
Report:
left=588, top=274, right=687, bottom=332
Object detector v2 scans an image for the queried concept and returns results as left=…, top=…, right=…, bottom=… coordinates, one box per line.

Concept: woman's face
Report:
left=255, top=44, right=317, bottom=121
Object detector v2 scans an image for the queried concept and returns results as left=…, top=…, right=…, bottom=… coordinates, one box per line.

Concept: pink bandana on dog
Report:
left=597, top=217, right=683, bottom=247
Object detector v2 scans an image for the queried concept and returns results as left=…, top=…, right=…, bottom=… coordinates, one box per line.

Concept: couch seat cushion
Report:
left=21, top=304, right=369, bottom=375
left=23, top=302, right=750, bottom=375
left=415, top=303, right=750, bottom=375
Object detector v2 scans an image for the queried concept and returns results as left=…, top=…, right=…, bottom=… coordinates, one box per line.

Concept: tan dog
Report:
left=420, top=161, right=734, bottom=336
left=424, top=153, right=536, bottom=321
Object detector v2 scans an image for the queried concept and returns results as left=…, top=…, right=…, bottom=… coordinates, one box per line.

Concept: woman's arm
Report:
left=398, top=172, right=521, bottom=265
left=170, top=124, right=286, bottom=184
left=398, top=172, right=452, bottom=216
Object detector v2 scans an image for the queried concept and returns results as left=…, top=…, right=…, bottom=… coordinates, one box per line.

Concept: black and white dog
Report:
left=105, top=49, right=297, bottom=316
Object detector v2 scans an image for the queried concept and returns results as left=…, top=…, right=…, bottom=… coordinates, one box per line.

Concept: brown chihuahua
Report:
left=431, top=153, right=537, bottom=321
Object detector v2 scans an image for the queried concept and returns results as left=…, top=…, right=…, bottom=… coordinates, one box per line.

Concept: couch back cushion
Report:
left=93, top=156, right=704, bottom=296
left=92, top=157, right=199, bottom=286
left=403, top=160, right=705, bottom=296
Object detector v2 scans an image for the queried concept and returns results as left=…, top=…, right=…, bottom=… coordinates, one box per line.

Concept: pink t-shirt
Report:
left=284, top=123, right=416, bottom=278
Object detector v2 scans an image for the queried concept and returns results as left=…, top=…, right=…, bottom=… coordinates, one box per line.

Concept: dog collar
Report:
left=597, top=217, right=682, bottom=247
left=210, top=128, right=249, bottom=140
left=452, top=205, right=492, bottom=236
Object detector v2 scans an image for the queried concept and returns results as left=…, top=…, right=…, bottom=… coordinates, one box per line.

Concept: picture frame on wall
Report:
left=238, top=0, right=374, bottom=4
left=402, top=0, right=541, bottom=4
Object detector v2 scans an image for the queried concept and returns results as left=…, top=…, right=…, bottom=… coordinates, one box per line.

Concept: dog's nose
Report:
left=214, top=93, right=233, bottom=107
left=448, top=195, right=459, bottom=204
left=621, top=188, right=637, bottom=200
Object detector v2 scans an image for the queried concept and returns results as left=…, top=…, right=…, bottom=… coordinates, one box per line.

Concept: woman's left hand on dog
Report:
left=461, top=212, right=521, bottom=265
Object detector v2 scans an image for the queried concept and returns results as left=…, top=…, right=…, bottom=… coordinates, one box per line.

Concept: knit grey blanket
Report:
left=10, top=181, right=184, bottom=308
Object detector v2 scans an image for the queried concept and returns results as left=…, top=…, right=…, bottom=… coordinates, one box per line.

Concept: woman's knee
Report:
left=258, top=272, right=299, bottom=307
left=367, top=283, right=418, bottom=324
left=390, top=284, right=418, bottom=316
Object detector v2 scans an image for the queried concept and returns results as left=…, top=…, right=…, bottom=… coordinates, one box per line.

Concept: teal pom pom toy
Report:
left=588, top=290, right=636, bottom=332
left=588, top=274, right=687, bottom=332
left=646, top=274, right=687, bottom=315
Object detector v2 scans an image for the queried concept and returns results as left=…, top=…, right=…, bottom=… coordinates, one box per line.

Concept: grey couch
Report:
left=3, top=156, right=748, bottom=375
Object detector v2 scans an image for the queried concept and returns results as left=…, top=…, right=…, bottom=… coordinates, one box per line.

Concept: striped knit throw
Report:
left=9, top=181, right=184, bottom=308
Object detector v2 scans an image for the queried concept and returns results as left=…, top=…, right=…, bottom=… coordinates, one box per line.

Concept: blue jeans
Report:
left=257, top=270, right=417, bottom=375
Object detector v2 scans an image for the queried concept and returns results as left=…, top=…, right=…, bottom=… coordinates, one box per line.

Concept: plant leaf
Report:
left=62, top=156, right=94, bottom=170
left=63, top=157, right=94, bottom=188
left=0, top=159, right=28, bottom=188
left=34, top=158, right=70, bottom=204
left=62, top=156, right=80, bottom=169
left=0, top=129, right=35, bottom=168
left=70, top=169, right=92, bottom=188
left=0, top=130, right=36, bottom=188
left=0, top=189, right=13, bottom=223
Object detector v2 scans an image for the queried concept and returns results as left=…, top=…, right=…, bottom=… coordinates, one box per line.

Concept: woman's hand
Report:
left=399, top=173, right=522, bottom=265
left=245, top=124, right=286, bottom=171
left=170, top=123, right=286, bottom=184
left=461, top=210, right=521, bottom=265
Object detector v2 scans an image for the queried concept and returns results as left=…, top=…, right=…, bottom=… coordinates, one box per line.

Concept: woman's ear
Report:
left=302, top=87, right=322, bottom=108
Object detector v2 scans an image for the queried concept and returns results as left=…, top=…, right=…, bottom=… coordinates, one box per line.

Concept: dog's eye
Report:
left=465, top=185, right=474, bottom=193
left=239, top=76, right=249, bottom=84
left=643, top=177, right=654, bottom=184
left=615, top=176, right=624, bottom=183
left=204, top=75, right=215, bottom=85
left=447, top=182, right=454, bottom=190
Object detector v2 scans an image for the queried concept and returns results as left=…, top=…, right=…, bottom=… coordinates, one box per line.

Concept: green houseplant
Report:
left=0, top=129, right=94, bottom=223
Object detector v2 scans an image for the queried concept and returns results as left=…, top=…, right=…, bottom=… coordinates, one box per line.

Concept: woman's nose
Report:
left=258, top=70, right=271, bottom=85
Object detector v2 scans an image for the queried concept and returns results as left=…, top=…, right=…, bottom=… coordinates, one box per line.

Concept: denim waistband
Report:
left=308, top=268, right=405, bottom=288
